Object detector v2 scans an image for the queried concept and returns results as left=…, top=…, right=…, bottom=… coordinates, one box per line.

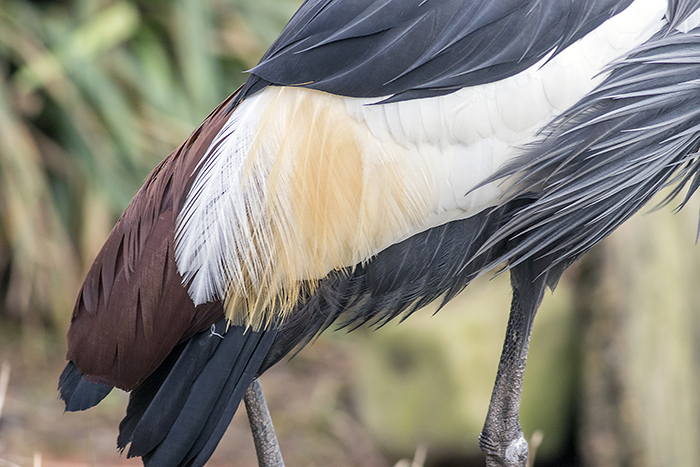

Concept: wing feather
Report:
left=243, top=0, right=634, bottom=101
left=66, top=93, right=240, bottom=390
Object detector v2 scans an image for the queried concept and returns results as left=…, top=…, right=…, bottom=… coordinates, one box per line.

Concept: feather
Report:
left=477, top=25, right=700, bottom=273
left=177, top=87, right=439, bottom=328
left=245, top=0, right=641, bottom=101
left=58, top=361, right=113, bottom=411
left=257, top=198, right=535, bottom=371
left=112, top=320, right=277, bottom=467
left=65, top=92, right=238, bottom=390
left=176, top=0, right=665, bottom=328
left=63, top=2, right=700, bottom=466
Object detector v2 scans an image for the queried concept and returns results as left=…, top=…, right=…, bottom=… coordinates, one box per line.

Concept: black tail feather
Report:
left=117, top=340, right=187, bottom=450
left=58, top=361, right=113, bottom=412
left=115, top=319, right=277, bottom=467
left=182, top=330, right=277, bottom=467
left=124, top=322, right=228, bottom=456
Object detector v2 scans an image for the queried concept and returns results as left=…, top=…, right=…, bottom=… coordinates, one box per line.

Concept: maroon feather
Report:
left=66, top=92, right=241, bottom=390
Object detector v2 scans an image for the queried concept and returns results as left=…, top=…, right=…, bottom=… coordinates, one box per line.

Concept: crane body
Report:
left=59, top=0, right=700, bottom=466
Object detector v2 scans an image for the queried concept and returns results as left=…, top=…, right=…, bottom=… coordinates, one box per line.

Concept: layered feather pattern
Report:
left=175, top=0, right=665, bottom=330
left=116, top=321, right=276, bottom=467
left=176, top=87, right=437, bottom=329
left=482, top=19, right=700, bottom=272
left=245, top=0, right=639, bottom=101
left=64, top=94, right=239, bottom=389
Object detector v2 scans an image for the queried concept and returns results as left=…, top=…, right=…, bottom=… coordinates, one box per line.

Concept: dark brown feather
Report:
left=66, top=92, right=241, bottom=390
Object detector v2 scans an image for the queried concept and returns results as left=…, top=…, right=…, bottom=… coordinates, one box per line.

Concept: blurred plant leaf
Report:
left=0, top=0, right=300, bottom=334
left=0, top=70, right=78, bottom=328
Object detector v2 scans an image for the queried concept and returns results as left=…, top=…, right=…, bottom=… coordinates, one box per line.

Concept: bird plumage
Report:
left=59, top=0, right=700, bottom=466
left=484, top=19, right=700, bottom=272
left=176, top=0, right=666, bottom=328
left=245, top=0, right=637, bottom=100
left=64, top=94, right=236, bottom=390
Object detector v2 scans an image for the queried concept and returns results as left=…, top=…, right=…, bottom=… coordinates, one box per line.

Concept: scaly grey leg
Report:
left=244, top=378, right=285, bottom=467
left=479, top=260, right=548, bottom=467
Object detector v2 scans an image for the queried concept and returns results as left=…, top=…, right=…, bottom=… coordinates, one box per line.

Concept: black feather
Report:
left=58, top=361, right=113, bottom=412
left=240, top=0, right=633, bottom=102
left=124, top=322, right=227, bottom=457
left=117, top=341, right=186, bottom=450
left=115, top=319, right=277, bottom=467
left=180, top=330, right=277, bottom=467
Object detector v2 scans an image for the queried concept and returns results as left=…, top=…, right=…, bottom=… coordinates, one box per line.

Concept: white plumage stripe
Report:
left=176, top=93, right=265, bottom=306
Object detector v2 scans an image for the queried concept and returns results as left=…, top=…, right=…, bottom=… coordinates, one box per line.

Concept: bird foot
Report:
left=479, top=430, right=528, bottom=467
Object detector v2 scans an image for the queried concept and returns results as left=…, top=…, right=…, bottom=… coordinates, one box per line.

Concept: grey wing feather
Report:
left=481, top=22, right=700, bottom=273
left=240, top=0, right=634, bottom=101
left=668, top=0, right=700, bottom=30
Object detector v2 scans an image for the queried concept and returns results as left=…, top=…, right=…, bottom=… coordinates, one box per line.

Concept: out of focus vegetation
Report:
left=0, top=0, right=300, bottom=333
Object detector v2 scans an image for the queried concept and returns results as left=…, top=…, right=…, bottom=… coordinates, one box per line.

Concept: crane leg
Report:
left=479, top=260, right=548, bottom=467
left=244, top=378, right=286, bottom=467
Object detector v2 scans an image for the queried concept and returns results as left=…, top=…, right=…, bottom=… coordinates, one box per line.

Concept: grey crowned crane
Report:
left=58, top=0, right=700, bottom=466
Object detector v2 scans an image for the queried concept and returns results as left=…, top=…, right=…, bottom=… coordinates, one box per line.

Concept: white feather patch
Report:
left=174, top=0, right=668, bottom=324
left=175, top=93, right=268, bottom=306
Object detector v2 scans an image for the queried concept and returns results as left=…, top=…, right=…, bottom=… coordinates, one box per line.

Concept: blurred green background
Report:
left=0, top=1, right=699, bottom=467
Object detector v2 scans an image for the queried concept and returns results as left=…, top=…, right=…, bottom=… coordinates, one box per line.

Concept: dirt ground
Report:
left=0, top=327, right=397, bottom=467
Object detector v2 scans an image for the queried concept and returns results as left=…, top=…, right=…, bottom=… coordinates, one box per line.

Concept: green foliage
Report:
left=0, top=0, right=300, bottom=331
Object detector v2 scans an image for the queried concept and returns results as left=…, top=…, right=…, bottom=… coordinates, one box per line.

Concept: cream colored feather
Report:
left=175, top=0, right=666, bottom=329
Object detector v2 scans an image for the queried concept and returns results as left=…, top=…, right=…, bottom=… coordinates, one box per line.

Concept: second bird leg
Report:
left=244, top=378, right=285, bottom=467
left=479, top=260, right=548, bottom=467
